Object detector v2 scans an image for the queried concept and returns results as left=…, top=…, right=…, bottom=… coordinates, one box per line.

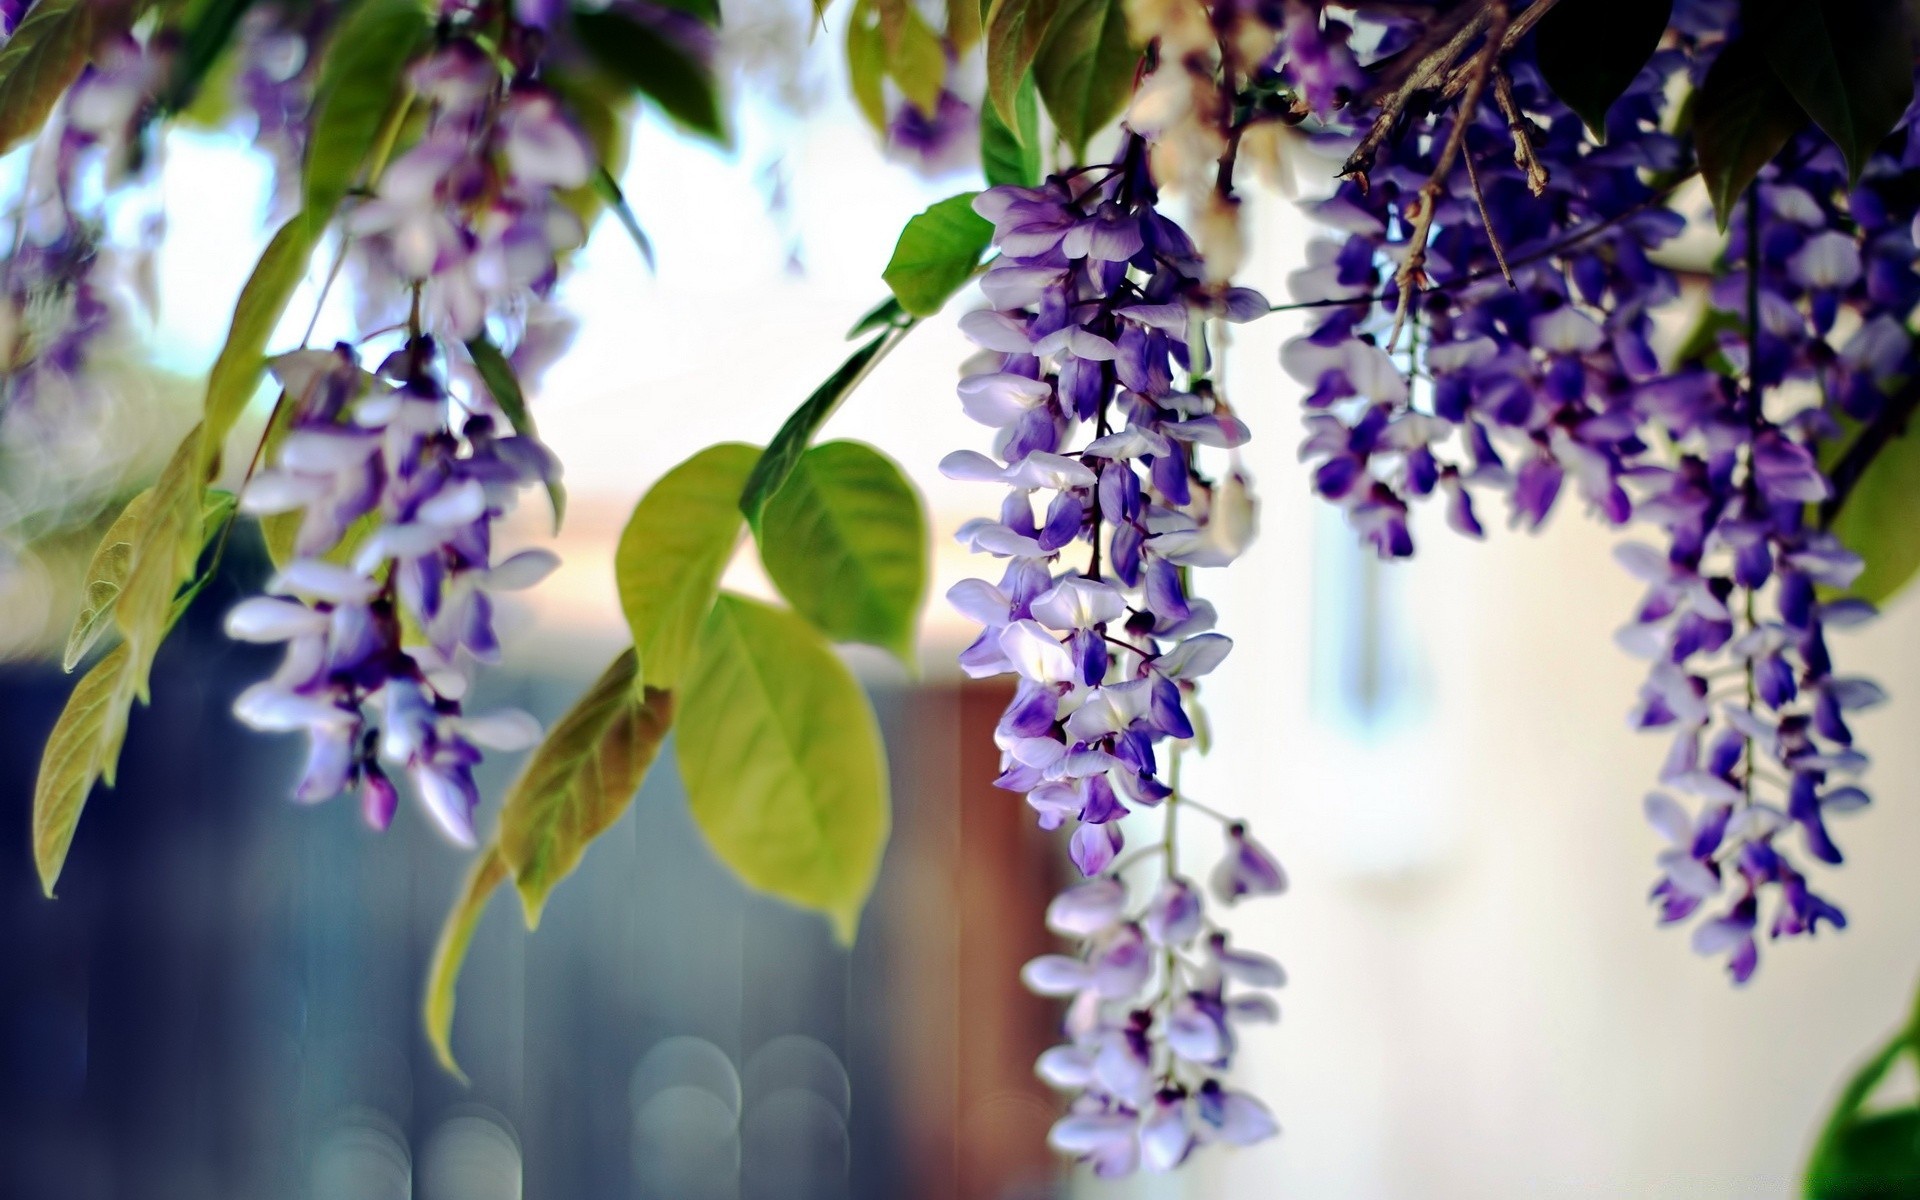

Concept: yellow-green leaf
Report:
left=1031, top=0, right=1137, bottom=157
left=616, top=443, right=760, bottom=691
left=113, top=428, right=207, bottom=708
left=62, top=489, right=153, bottom=672
left=304, top=0, right=431, bottom=219
left=876, top=0, right=946, bottom=114
left=32, top=644, right=132, bottom=897
left=200, top=215, right=320, bottom=477
left=847, top=0, right=888, bottom=131
left=0, top=0, right=99, bottom=158
left=497, top=649, right=673, bottom=927
left=467, top=333, right=565, bottom=529
left=757, top=441, right=927, bottom=664
left=423, top=842, right=508, bottom=1082
left=881, top=191, right=992, bottom=318
left=985, top=0, right=1060, bottom=133
left=678, top=594, right=890, bottom=942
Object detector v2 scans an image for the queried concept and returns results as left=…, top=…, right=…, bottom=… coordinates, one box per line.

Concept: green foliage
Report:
left=677, top=594, right=890, bottom=942
left=844, top=0, right=951, bottom=131
left=467, top=334, right=566, bottom=529
left=1753, top=0, right=1914, bottom=184
left=1693, top=33, right=1809, bottom=228
left=32, top=645, right=134, bottom=897
left=63, top=490, right=153, bottom=672
left=200, top=214, right=320, bottom=477
left=160, top=0, right=259, bottom=115
left=980, top=70, right=1042, bottom=187
left=1827, top=413, right=1920, bottom=605
left=304, top=0, right=430, bottom=221
left=1806, top=987, right=1920, bottom=1198
left=985, top=0, right=1060, bottom=133
left=497, top=650, right=674, bottom=927
left=846, top=1, right=889, bottom=129
left=114, top=429, right=212, bottom=706
left=573, top=6, right=726, bottom=143
left=589, top=166, right=657, bottom=269
left=847, top=295, right=908, bottom=339
left=424, top=843, right=508, bottom=1081
left=616, top=443, right=760, bottom=691
left=738, top=327, right=907, bottom=523
left=1030, top=0, right=1135, bottom=159
left=33, top=435, right=233, bottom=896
left=0, top=0, right=112, bottom=158
left=758, top=441, right=927, bottom=664
left=1535, top=0, right=1671, bottom=137
left=882, top=192, right=992, bottom=317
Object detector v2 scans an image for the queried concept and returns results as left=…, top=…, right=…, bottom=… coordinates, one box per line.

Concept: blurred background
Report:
left=4, top=2, right=1920, bottom=1197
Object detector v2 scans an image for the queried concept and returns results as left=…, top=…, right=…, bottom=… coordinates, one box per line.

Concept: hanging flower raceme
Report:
left=1272, top=1, right=1911, bottom=981
left=944, top=138, right=1281, bottom=1176
left=228, top=341, right=559, bottom=844
left=345, top=32, right=594, bottom=344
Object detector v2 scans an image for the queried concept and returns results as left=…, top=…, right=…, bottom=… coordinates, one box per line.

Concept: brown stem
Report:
left=1492, top=71, right=1550, bottom=195
left=1462, top=145, right=1514, bottom=287
left=1436, top=0, right=1561, bottom=102
left=1388, top=2, right=1508, bottom=351
left=1341, top=4, right=1498, bottom=183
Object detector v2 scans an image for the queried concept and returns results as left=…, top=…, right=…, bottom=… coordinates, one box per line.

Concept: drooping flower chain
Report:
left=1272, top=1, right=1910, bottom=980
left=944, top=139, right=1283, bottom=1176
left=226, top=9, right=593, bottom=842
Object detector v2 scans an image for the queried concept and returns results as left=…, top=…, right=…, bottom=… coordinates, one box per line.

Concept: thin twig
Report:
left=1341, top=4, right=1497, bottom=183
left=1462, top=144, right=1514, bottom=287
left=1269, top=173, right=1689, bottom=315
left=1492, top=70, right=1549, bottom=195
left=1389, top=2, right=1508, bottom=350
left=1436, top=0, right=1561, bottom=101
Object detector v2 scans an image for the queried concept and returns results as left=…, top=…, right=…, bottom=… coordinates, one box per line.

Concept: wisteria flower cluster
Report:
left=229, top=341, right=558, bottom=843
left=346, top=29, right=593, bottom=346
left=944, top=139, right=1283, bottom=1175
left=1275, top=0, right=1915, bottom=982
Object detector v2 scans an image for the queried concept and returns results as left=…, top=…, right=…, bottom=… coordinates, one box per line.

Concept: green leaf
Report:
left=304, top=0, right=431, bottom=221
left=846, top=0, right=889, bottom=131
left=738, top=329, right=902, bottom=523
left=200, top=213, right=320, bottom=477
left=882, top=192, right=992, bottom=317
left=423, top=842, right=508, bottom=1082
left=589, top=166, right=657, bottom=270
left=0, top=0, right=101, bottom=158
left=981, top=70, right=1041, bottom=187
left=1806, top=1017, right=1920, bottom=1199
left=1692, top=34, right=1809, bottom=228
left=63, top=490, right=153, bottom=672
left=985, top=0, right=1061, bottom=132
left=1031, top=0, right=1136, bottom=158
left=947, top=0, right=982, bottom=53
left=1809, top=1110, right=1920, bottom=1198
left=32, top=644, right=132, bottom=897
left=1754, top=0, right=1913, bottom=184
left=678, top=594, right=890, bottom=941
left=1828, top=415, right=1920, bottom=605
left=876, top=0, right=947, bottom=113
left=847, top=295, right=907, bottom=339
left=497, top=649, right=673, bottom=927
left=616, top=443, right=761, bottom=691
left=467, top=334, right=566, bottom=528
left=113, top=428, right=210, bottom=708
left=161, top=0, right=260, bottom=116
left=757, top=441, right=927, bottom=663
left=1535, top=0, right=1671, bottom=137
left=573, top=7, right=726, bottom=143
